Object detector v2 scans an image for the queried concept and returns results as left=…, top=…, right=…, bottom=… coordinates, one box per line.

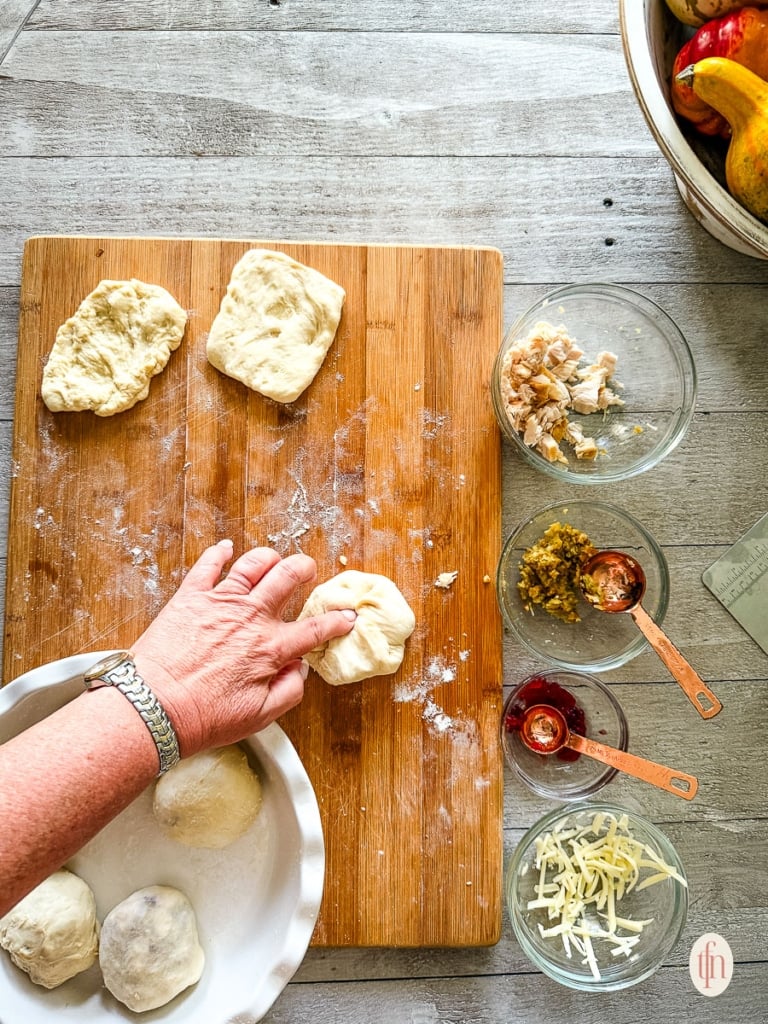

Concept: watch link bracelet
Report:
left=82, top=651, right=181, bottom=775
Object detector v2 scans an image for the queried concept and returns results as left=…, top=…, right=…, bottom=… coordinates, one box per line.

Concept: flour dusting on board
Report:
left=264, top=449, right=352, bottom=559
left=393, top=655, right=462, bottom=735
left=258, top=399, right=388, bottom=562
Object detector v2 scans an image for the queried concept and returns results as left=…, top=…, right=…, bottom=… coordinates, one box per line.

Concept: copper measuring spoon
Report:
left=520, top=704, right=698, bottom=800
left=580, top=550, right=722, bottom=720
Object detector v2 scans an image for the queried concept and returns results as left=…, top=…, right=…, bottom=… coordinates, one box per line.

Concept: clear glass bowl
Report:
left=491, top=283, right=697, bottom=483
left=506, top=802, right=688, bottom=991
left=496, top=499, right=670, bottom=672
left=501, top=670, right=628, bottom=800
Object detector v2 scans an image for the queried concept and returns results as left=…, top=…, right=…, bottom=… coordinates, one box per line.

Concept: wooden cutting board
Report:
left=3, top=235, right=504, bottom=947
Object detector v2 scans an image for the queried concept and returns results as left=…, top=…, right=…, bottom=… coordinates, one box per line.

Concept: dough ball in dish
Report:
left=0, top=868, right=99, bottom=988
left=206, top=248, right=345, bottom=403
left=99, top=886, right=204, bottom=1012
left=41, top=278, right=187, bottom=416
left=298, top=570, right=416, bottom=685
left=153, top=744, right=263, bottom=849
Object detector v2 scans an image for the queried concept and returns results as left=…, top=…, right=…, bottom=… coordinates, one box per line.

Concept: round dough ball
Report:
left=99, top=885, right=204, bottom=1012
left=153, top=744, right=263, bottom=849
left=0, top=868, right=99, bottom=988
left=298, top=570, right=416, bottom=685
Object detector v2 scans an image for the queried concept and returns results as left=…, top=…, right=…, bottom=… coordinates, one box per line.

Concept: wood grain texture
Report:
left=0, top=32, right=648, bottom=158
left=1, top=158, right=768, bottom=287
left=3, top=234, right=504, bottom=948
left=27, top=0, right=620, bottom=33
left=0, top=0, right=36, bottom=64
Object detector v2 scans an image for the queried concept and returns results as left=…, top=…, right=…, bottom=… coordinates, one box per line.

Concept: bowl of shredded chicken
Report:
left=491, top=283, right=697, bottom=484
left=506, top=802, right=688, bottom=991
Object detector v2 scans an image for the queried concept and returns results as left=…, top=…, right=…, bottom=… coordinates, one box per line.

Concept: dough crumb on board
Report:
left=434, top=570, right=458, bottom=589
left=206, top=248, right=345, bottom=403
left=41, top=279, right=187, bottom=417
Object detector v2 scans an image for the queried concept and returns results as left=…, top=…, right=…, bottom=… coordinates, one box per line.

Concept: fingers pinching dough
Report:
left=298, top=570, right=416, bottom=685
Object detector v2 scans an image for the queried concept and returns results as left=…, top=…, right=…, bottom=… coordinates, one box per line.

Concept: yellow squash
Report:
left=676, top=56, right=768, bottom=222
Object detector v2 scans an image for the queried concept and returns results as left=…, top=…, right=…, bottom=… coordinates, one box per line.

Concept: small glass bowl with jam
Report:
left=501, top=670, right=628, bottom=800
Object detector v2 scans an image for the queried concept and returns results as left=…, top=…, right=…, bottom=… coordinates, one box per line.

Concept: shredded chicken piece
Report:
left=498, top=322, right=623, bottom=464
left=570, top=351, right=624, bottom=415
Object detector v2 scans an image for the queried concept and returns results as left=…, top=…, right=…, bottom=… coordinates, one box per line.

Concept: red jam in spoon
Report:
left=503, top=675, right=587, bottom=762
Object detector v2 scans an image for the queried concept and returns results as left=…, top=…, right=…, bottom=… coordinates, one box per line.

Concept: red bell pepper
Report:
left=671, top=6, right=768, bottom=137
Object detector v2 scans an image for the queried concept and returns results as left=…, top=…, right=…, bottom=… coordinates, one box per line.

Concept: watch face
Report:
left=83, top=651, right=130, bottom=685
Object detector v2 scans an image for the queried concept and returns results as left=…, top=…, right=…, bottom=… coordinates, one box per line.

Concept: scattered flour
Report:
left=260, top=400, right=380, bottom=560
left=422, top=408, right=450, bottom=440
left=423, top=700, right=452, bottom=733
left=392, top=655, right=459, bottom=735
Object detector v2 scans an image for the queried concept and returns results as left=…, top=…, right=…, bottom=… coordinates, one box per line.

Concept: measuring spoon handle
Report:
left=566, top=733, right=699, bottom=801
left=631, top=602, right=722, bottom=719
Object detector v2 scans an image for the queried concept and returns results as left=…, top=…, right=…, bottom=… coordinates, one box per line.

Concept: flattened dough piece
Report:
left=298, top=570, right=416, bottom=685
left=0, top=868, right=99, bottom=989
left=99, top=886, right=204, bottom=1012
left=153, top=744, right=263, bottom=849
left=206, top=248, right=345, bottom=403
left=41, top=278, right=187, bottom=416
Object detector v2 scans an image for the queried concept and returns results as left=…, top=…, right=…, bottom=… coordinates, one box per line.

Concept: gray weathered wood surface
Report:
left=1, top=1, right=767, bottom=1021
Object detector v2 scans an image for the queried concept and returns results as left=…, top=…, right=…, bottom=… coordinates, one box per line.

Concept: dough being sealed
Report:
left=0, top=868, right=99, bottom=988
left=206, top=248, right=345, bottom=403
left=41, top=278, right=187, bottom=416
left=153, top=744, right=263, bottom=849
left=99, top=885, right=204, bottom=1012
left=298, top=570, right=416, bottom=685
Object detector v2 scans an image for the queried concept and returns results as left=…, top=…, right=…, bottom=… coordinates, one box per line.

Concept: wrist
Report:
left=83, top=652, right=181, bottom=773
left=129, top=648, right=206, bottom=758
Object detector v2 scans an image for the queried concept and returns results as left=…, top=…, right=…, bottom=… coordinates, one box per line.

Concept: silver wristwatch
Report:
left=83, top=651, right=181, bottom=775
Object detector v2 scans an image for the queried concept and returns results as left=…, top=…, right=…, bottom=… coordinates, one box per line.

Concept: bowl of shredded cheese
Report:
left=506, top=802, right=688, bottom=991
left=491, top=283, right=697, bottom=484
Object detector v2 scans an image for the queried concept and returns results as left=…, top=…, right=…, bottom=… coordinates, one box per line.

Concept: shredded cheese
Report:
left=525, top=812, right=686, bottom=980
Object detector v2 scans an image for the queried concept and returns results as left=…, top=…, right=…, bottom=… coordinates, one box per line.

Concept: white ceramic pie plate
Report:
left=0, top=653, right=324, bottom=1024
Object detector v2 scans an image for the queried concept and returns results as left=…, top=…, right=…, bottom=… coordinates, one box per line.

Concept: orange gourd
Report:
left=665, top=0, right=768, bottom=27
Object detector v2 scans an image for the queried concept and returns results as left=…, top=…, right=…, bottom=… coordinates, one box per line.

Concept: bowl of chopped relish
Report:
left=496, top=499, right=670, bottom=672
left=491, top=283, right=697, bottom=484
left=506, top=802, right=688, bottom=991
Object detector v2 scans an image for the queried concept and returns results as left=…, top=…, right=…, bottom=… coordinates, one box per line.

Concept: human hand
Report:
left=131, top=541, right=355, bottom=756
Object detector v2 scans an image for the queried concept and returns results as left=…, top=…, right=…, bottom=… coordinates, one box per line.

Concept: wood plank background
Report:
left=1, top=0, right=767, bottom=1019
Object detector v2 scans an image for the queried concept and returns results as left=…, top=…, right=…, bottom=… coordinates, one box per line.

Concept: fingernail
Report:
left=341, top=609, right=357, bottom=622
left=300, top=660, right=310, bottom=680
left=218, top=539, right=234, bottom=549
